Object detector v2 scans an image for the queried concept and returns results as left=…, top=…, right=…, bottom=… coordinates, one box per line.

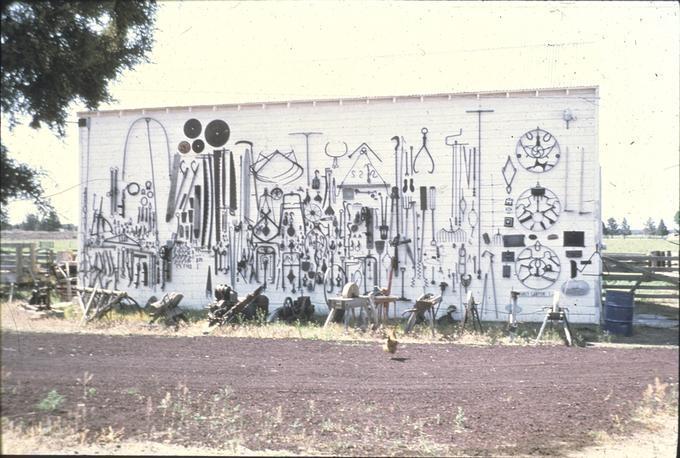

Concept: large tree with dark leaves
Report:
left=0, top=0, right=157, bottom=223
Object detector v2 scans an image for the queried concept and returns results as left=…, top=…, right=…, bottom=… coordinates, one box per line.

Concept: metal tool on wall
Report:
left=359, top=252, right=378, bottom=294
left=412, top=128, right=434, bottom=174
left=456, top=147, right=469, bottom=243
left=515, top=241, right=561, bottom=290
left=213, top=150, right=222, bottom=245
left=515, top=183, right=562, bottom=231
left=200, top=157, right=210, bottom=247
left=206, top=153, right=214, bottom=249
left=437, top=219, right=457, bottom=243
left=204, top=119, right=230, bottom=149
left=178, top=160, right=200, bottom=212
left=428, top=186, right=437, bottom=246
left=467, top=108, right=493, bottom=281
left=236, top=140, right=255, bottom=216
left=374, top=239, right=385, bottom=285
left=419, top=187, right=428, bottom=274
left=256, top=245, right=276, bottom=288
left=252, top=149, right=304, bottom=185
left=401, top=192, right=415, bottom=266
left=339, top=145, right=388, bottom=192
left=462, top=146, right=473, bottom=190
left=229, top=149, right=237, bottom=216
left=502, top=156, right=517, bottom=195
left=391, top=136, right=400, bottom=192
left=445, top=129, right=466, bottom=226
left=412, top=206, right=419, bottom=284
left=402, top=136, right=410, bottom=177
left=468, top=200, right=478, bottom=238
left=389, top=186, right=402, bottom=277
left=562, top=146, right=573, bottom=213
left=109, top=167, right=119, bottom=216
left=482, top=250, right=499, bottom=319
left=165, top=154, right=182, bottom=222
left=323, top=168, right=334, bottom=216
left=289, top=132, right=323, bottom=187
left=194, top=184, right=202, bottom=243
left=490, top=173, right=503, bottom=246
left=324, top=141, right=348, bottom=169
left=282, top=252, right=301, bottom=293
left=515, top=126, right=560, bottom=173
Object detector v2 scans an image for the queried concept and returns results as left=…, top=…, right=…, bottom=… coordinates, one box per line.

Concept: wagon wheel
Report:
left=303, top=202, right=324, bottom=225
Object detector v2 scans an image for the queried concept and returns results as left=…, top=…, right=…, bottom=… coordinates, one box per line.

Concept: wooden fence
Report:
left=0, top=242, right=55, bottom=285
left=0, top=242, right=77, bottom=299
left=602, top=251, right=679, bottom=302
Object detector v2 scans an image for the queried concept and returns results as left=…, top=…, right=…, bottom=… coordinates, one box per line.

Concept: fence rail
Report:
left=602, top=251, right=679, bottom=303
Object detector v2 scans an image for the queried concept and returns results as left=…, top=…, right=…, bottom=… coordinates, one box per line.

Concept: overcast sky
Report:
left=2, top=1, right=678, bottom=228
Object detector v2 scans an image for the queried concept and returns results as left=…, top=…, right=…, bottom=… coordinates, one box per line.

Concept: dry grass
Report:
left=570, top=377, right=679, bottom=458
left=0, top=422, right=283, bottom=456
left=1, top=299, right=570, bottom=348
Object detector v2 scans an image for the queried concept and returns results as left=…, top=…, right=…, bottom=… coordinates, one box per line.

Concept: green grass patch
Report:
left=603, top=236, right=679, bottom=254
left=36, top=390, right=65, bottom=412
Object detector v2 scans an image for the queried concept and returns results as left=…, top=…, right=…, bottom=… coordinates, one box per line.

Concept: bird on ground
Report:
left=383, top=326, right=399, bottom=354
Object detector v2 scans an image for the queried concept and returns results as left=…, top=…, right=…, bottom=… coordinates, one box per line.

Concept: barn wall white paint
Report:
left=79, top=87, right=601, bottom=323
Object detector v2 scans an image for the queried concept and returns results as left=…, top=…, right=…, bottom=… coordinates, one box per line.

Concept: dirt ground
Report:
left=1, top=331, right=677, bottom=456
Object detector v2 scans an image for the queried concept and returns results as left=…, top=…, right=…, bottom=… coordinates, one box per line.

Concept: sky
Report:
left=2, top=0, right=678, bottom=229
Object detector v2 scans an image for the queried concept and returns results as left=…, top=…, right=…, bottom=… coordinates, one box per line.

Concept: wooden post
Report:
left=15, top=246, right=23, bottom=283
left=29, top=243, right=37, bottom=282
left=81, top=286, right=98, bottom=323
left=54, top=264, right=72, bottom=300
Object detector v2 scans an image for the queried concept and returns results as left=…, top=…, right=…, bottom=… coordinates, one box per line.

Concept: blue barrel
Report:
left=603, top=291, right=634, bottom=336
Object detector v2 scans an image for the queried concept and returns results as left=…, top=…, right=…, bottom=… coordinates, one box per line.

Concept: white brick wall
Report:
left=79, top=87, right=601, bottom=323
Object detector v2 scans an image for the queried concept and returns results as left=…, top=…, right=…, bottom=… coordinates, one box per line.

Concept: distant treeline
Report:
left=0, top=211, right=76, bottom=232
left=602, top=212, right=679, bottom=237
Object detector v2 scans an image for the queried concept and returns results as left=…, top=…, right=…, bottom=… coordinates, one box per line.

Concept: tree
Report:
left=657, top=219, right=669, bottom=237
left=20, top=213, right=40, bottom=231
left=620, top=218, right=631, bottom=237
left=0, top=216, right=13, bottom=230
left=1, top=1, right=157, bottom=217
left=602, top=221, right=609, bottom=236
left=0, top=144, right=49, bottom=223
left=606, top=217, right=619, bottom=236
left=643, top=217, right=657, bottom=236
left=39, top=210, right=62, bottom=231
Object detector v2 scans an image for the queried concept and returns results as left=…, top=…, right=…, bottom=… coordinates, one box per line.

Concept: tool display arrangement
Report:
left=78, top=91, right=599, bottom=325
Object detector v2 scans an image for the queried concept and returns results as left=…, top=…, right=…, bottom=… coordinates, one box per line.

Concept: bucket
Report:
left=603, top=291, right=634, bottom=336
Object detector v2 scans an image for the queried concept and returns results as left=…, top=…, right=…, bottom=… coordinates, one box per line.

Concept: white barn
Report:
left=78, top=86, right=602, bottom=323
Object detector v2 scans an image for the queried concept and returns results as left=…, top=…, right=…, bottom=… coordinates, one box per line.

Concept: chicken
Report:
left=383, top=326, right=399, bottom=354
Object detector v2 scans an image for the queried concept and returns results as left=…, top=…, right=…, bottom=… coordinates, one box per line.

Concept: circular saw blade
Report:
left=192, top=139, right=205, bottom=153
left=183, top=118, right=202, bottom=139
left=205, top=119, right=230, bottom=147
